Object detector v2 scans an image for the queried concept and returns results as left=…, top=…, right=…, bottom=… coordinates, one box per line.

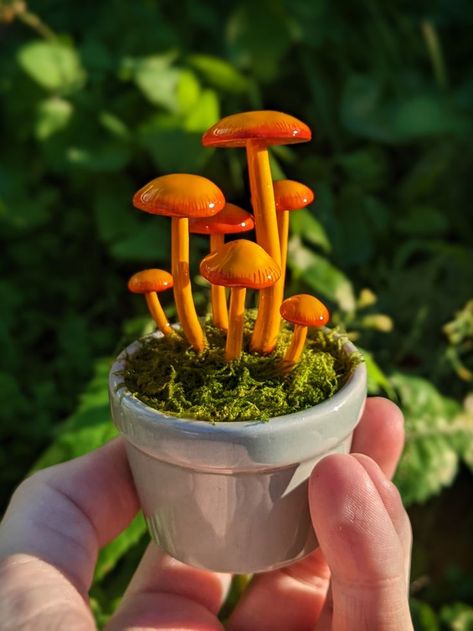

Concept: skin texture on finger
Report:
left=107, top=543, right=230, bottom=631
left=0, top=439, right=138, bottom=603
left=310, top=454, right=413, bottom=631
left=228, top=397, right=405, bottom=631
left=351, top=397, right=405, bottom=479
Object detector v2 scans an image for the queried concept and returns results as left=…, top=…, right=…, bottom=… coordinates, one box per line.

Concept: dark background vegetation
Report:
left=1, top=0, right=473, bottom=627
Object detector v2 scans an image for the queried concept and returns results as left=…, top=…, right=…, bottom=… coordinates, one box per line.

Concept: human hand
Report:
left=0, top=397, right=412, bottom=630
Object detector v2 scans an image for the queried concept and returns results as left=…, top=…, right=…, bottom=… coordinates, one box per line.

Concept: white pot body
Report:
left=109, top=335, right=367, bottom=573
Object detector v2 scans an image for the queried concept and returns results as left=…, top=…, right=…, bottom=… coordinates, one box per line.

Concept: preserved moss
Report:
left=120, top=315, right=362, bottom=423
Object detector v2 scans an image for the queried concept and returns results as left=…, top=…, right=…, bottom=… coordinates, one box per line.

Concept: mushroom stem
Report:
left=246, top=140, right=281, bottom=354
left=145, top=292, right=174, bottom=337
left=172, top=217, right=206, bottom=351
left=209, top=233, right=229, bottom=331
left=277, top=209, right=289, bottom=286
left=225, top=287, right=246, bottom=361
left=283, top=324, right=308, bottom=368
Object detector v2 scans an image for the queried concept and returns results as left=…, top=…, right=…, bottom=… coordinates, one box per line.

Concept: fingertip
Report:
left=351, top=397, right=405, bottom=479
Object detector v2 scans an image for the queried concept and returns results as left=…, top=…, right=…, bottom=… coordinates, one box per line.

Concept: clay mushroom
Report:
left=190, top=203, right=254, bottom=331
left=128, top=269, right=175, bottom=337
left=280, top=294, right=330, bottom=370
left=200, top=239, right=281, bottom=361
left=202, top=111, right=311, bottom=355
left=133, top=174, right=225, bottom=352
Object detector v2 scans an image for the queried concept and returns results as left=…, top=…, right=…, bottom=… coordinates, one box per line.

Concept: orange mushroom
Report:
left=280, top=294, right=330, bottom=370
left=133, top=174, right=225, bottom=352
left=202, top=111, right=312, bottom=355
left=200, top=240, right=281, bottom=361
left=128, top=269, right=175, bottom=337
left=190, top=203, right=254, bottom=331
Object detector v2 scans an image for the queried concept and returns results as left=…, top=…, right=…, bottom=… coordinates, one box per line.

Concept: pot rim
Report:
left=109, top=330, right=367, bottom=440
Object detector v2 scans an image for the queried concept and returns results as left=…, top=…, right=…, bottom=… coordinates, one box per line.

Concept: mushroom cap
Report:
left=273, top=179, right=314, bottom=212
left=133, top=174, right=225, bottom=218
left=202, top=111, right=311, bottom=148
left=189, top=203, right=255, bottom=235
left=200, top=239, right=281, bottom=289
left=280, top=294, right=330, bottom=327
left=128, top=269, right=174, bottom=294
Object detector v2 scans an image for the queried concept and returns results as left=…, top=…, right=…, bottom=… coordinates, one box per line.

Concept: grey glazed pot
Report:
left=109, top=333, right=367, bottom=574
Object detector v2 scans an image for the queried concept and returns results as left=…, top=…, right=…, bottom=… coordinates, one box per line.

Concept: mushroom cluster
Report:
left=129, top=110, right=330, bottom=371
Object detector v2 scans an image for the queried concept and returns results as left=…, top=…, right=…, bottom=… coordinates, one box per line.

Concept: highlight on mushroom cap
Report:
left=133, top=173, right=225, bottom=218
left=280, top=294, right=330, bottom=327
left=200, top=239, right=281, bottom=289
left=202, top=111, right=312, bottom=148
left=273, top=180, right=315, bottom=211
left=128, top=269, right=174, bottom=294
left=189, top=203, right=254, bottom=235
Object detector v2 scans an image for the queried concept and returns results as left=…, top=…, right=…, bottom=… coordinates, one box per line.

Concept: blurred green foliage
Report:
left=1, top=0, right=473, bottom=627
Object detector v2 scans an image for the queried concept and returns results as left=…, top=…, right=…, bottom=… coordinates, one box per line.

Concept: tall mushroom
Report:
left=202, top=111, right=311, bottom=355
left=133, top=174, right=225, bottom=352
left=128, top=269, right=175, bottom=337
left=200, top=240, right=281, bottom=361
left=280, top=294, right=330, bottom=370
left=190, top=203, right=254, bottom=331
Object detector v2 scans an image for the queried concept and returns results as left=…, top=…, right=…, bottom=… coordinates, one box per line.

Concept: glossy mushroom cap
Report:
left=133, top=174, right=225, bottom=218
left=189, top=203, right=254, bottom=235
left=280, top=294, right=329, bottom=327
left=128, top=269, right=174, bottom=294
left=273, top=180, right=314, bottom=212
left=200, top=239, right=281, bottom=289
left=202, top=111, right=312, bottom=148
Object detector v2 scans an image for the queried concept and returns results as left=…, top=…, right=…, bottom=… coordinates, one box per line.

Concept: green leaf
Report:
left=358, top=348, right=395, bottom=397
left=392, top=373, right=473, bottom=505
left=111, top=219, right=171, bottom=263
left=95, top=513, right=147, bottom=581
left=287, top=236, right=355, bottom=311
left=17, top=40, right=86, bottom=94
left=35, top=97, right=73, bottom=140
left=441, top=602, right=473, bottom=630
left=33, top=359, right=114, bottom=470
left=410, top=599, right=440, bottom=631
left=184, top=89, right=220, bottom=132
left=290, top=208, right=331, bottom=253
left=188, top=54, right=250, bottom=93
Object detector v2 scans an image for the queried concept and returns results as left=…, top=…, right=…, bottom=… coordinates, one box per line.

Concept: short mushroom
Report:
left=128, top=269, right=175, bottom=337
left=133, top=174, right=225, bottom=352
left=202, top=111, right=311, bottom=355
left=190, top=203, right=254, bottom=331
left=280, top=294, right=330, bottom=369
left=200, top=239, right=281, bottom=361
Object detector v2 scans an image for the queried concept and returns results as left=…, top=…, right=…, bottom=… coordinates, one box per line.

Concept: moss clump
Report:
left=120, top=315, right=362, bottom=423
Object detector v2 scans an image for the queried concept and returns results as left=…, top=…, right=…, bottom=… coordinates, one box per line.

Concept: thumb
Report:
left=309, top=454, right=413, bottom=631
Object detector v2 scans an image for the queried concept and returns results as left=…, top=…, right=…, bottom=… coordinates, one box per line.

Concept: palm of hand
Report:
left=0, top=398, right=413, bottom=631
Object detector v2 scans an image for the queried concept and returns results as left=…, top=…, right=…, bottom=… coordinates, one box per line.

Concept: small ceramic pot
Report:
left=109, top=334, right=367, bottom=574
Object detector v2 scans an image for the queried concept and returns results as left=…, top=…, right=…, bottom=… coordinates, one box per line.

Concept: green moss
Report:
left=120, top=314, right=362, bottom=423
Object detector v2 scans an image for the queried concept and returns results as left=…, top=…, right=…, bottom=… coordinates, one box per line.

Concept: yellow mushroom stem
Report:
left=145, top=292, right=174, bottom=337
left=277, top=210, right=289, bottom=285
left=225, top=287, right=246, bottom=361
left=283, top=324, right=308, bottom=368
left=246, top=140, right=282, bottom=355
left=209, top=233, right=229, bottom=331
left=171, top=216, right=206, bottom=351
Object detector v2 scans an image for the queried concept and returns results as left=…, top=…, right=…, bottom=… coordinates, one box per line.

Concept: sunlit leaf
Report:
left=35, top=97, right=73, bottom=140
left=17, top=40, right=86, bottom=94
left=188, top=54, right=250, bottom=93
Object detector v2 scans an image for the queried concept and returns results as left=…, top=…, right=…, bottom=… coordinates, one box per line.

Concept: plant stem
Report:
left=171, top=217, right=205, bottom=351
left=226, top=287, right=246, bottom=361
left=421, top=19, right=448, bottom=90
left=210, top=233, right=228, bottom=331
left=16, top=7, right=57, bottom=40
